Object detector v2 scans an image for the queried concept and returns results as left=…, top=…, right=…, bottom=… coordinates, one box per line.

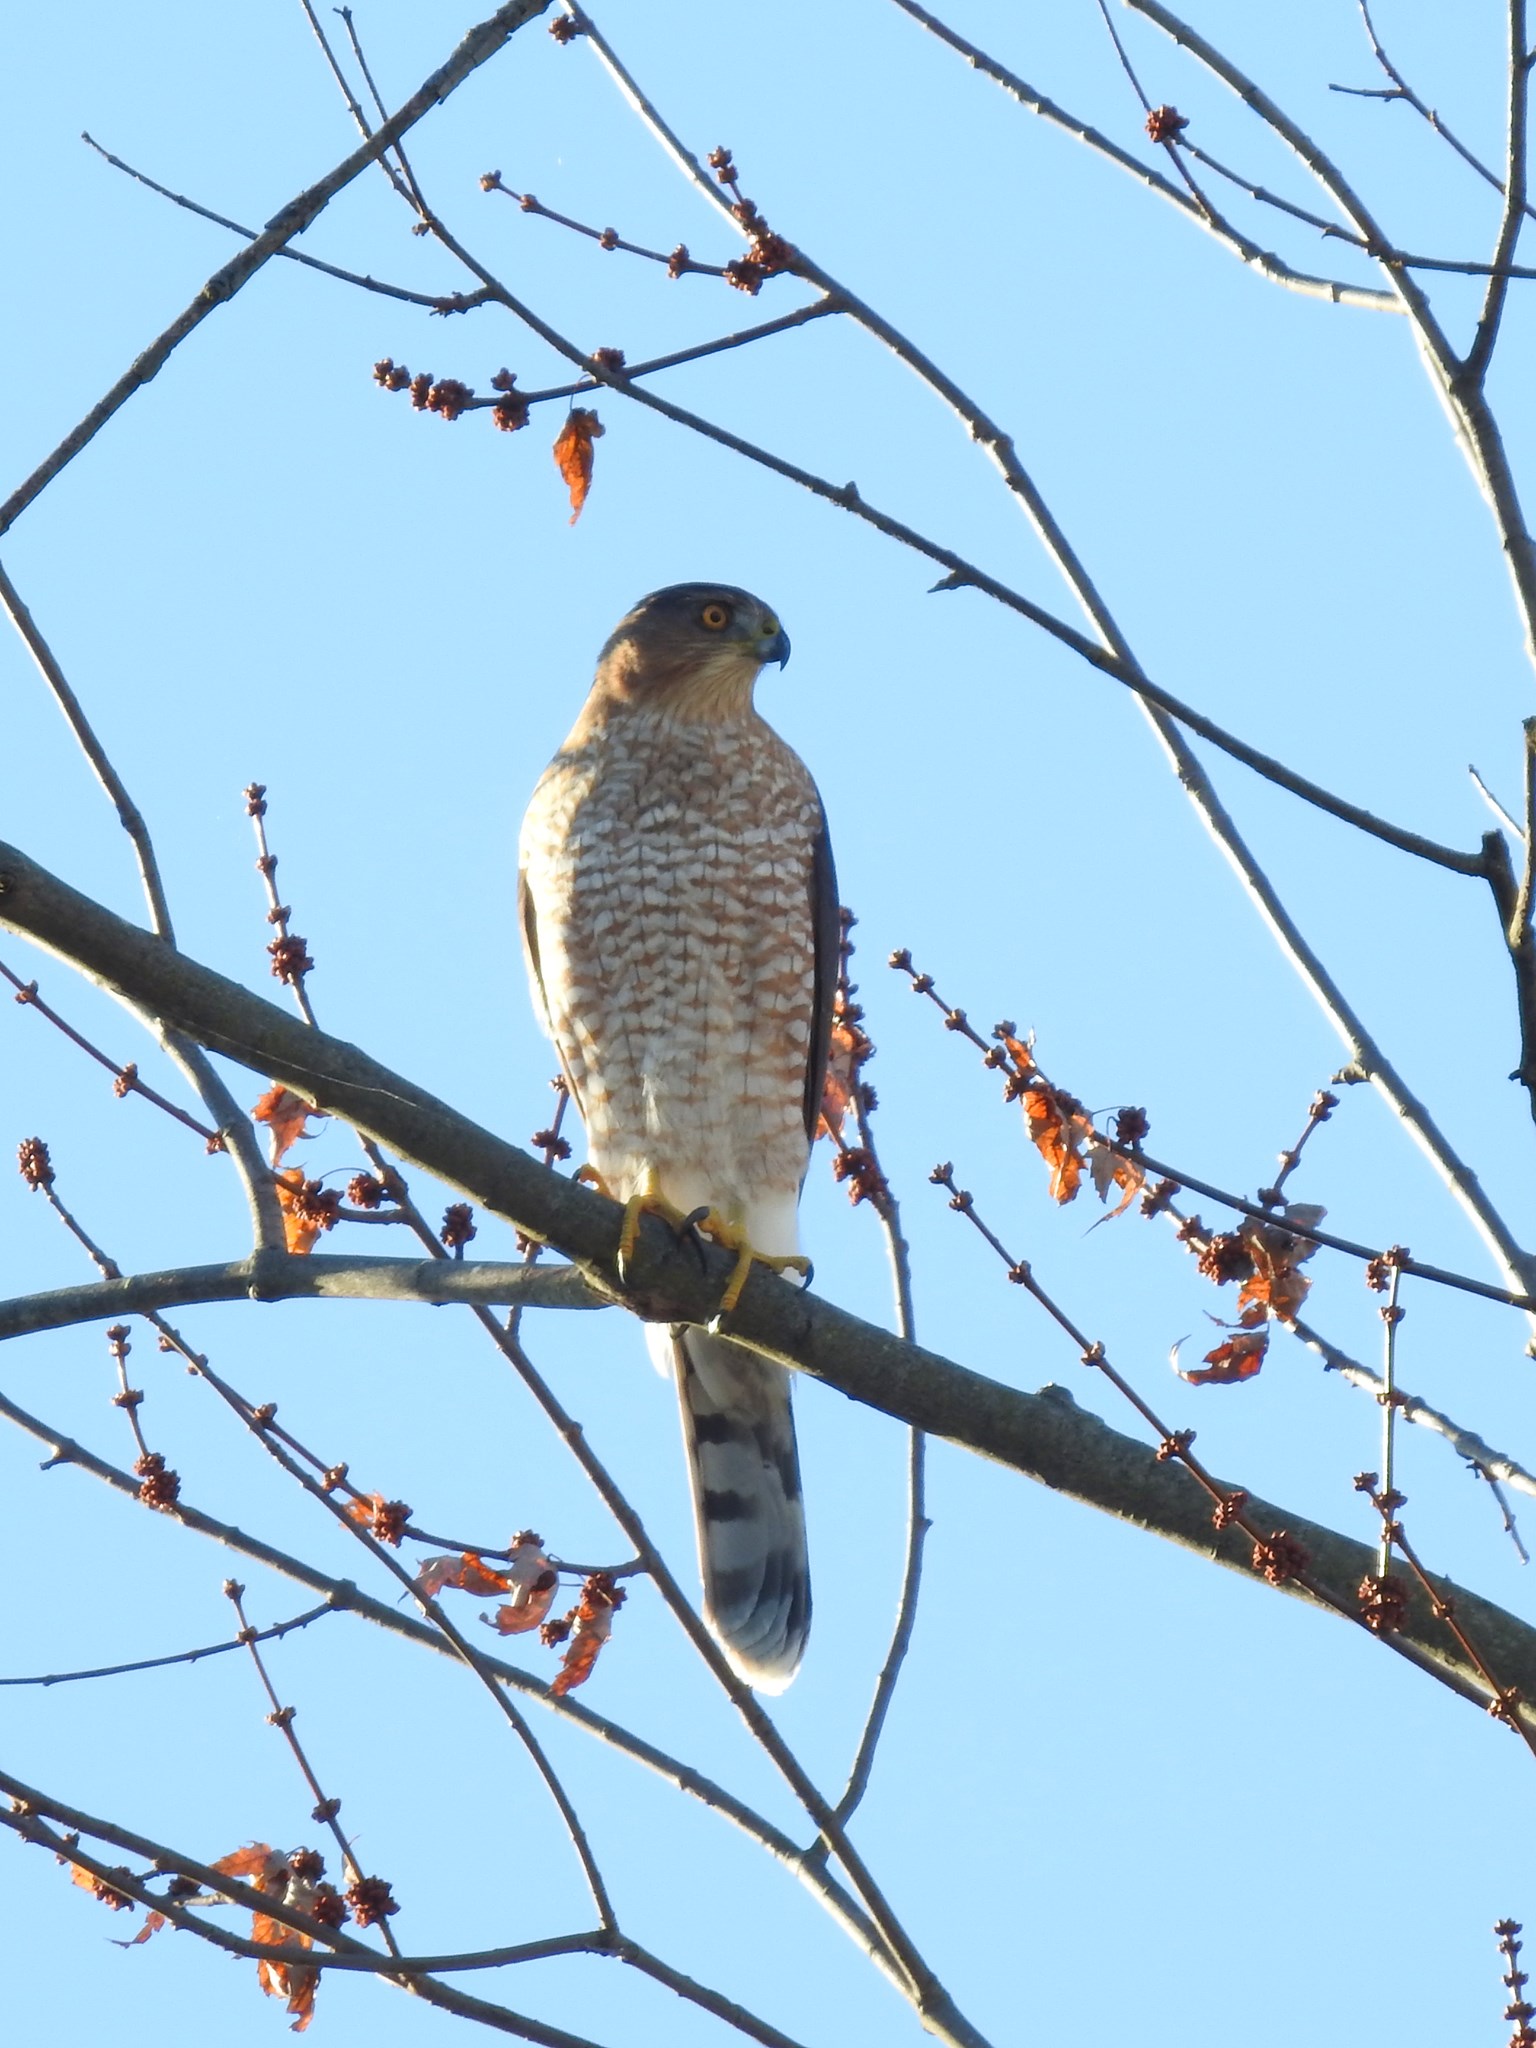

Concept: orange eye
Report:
left=700, top=603, right=731, bottom=631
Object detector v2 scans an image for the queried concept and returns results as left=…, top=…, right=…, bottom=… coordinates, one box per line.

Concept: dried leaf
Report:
left=487, top=1536, right=559, bottom=1635
left=552, top=407, right=604, bottom=523
left=251, top=1086, right=325, bottom=1166
left=817, top=1020, right=867, bottom=1142
left=212, top=1842, right=285, bottom=1885
left=549, top=1572, right=624, bottom=1694
left=1180, top=1327, right=1268, bottom=1385
left=1088, top=1140, right=1145, bottom=1220
left=345, top=1492, right=410, bottom=1544
left=212, top=1846, right=321, bottom=2032
left=273, top=1169, right=338, bottom=1256
left=1235, top=1205, right=1325, bottom=1324
left=1022, top=1086, right=1086, bottom=1203
left=116, top=1909, right=168, bottom=1947
left=417, top=1550, right=514, bottom=1599
left=70, top=1862, right=133, bottom=1910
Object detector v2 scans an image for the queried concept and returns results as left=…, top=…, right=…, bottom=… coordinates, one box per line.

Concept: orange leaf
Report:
left=1180, top=1327, right=1268, bottom=1385
left=816, top=1016, right=869, bottom=1142
left=417, top=1550, right=514, bottom=1599
left=549, top=1572, right=624, bottom=1694
left=1236, top=1204, right=1324, bottom=1324
left=345, top=1492, right=411, bottom=1544
left=116, top=1909, right=167, bottom=1947
left=212, top=1842, right=284, bottom=1884
left=552, top=408, right=604, bottom=523
left=1022, top=1086, right=1085, bottom=1204
left=70, top=1862, right=133, bottom=1910
left=251, top=1086, right=325, bottom=1166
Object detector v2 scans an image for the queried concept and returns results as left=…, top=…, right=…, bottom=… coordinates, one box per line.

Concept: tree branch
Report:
left=4, top=838, right=1536, bottom=1733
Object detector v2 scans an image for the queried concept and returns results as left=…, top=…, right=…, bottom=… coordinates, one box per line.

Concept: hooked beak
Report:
left=758, top=623, right=791, bottom=669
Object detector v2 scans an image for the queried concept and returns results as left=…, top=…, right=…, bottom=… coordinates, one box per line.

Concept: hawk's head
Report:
left=591, top=583, right=790, bottom=718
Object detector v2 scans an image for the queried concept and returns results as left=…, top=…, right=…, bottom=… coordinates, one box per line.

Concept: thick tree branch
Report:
left=4, top=841, right=1536, bottom=1734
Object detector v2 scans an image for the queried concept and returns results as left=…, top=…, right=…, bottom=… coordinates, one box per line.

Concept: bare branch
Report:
left=0, top=0, right=550, bottom=539
left=82, top=134, right=473, bottom=310
left=0, top=1601, right=334, bottom=1688
left=883, top=0, right=1397, bottom=309
left=1290, top=1318, right=1536, bottom=1502
left=1464, top=0, right=1530, bottom=384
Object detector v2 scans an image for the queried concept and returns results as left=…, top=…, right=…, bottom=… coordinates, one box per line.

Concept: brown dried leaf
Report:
left=1022, top=1086, right=1086, bottom=1203
left=1236, top=1205, right=1325, bottom=1324
left=552, top=408, right=604, bottom=523
left=1180, top=1327, right=1268, bottom=1385
left=116, top=1909, right=168, bottom=1947
left=816, top=1019, right=867, bottom=1142
left=549, top=1572, right=624, bottom=1694
left=251, top=1086, right=325, bottom=1166
left=212, top=1843, right=285, bottom=1886
left=70, top=1862, right=134, bottom=1910
left=345, top=1492, right=411, bottom=1545
left=1088, top=1140, right=1145, bottom=1220
left=416, top=1550, right=515, bottom=1599
left=274, top=1169, right=326, bottom=1256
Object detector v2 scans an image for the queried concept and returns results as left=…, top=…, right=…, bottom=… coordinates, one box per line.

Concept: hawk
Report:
left=518, top=583, right=837, bottom=1690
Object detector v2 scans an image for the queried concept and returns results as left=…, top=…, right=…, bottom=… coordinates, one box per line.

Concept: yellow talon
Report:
left=693, top=1209, right=812, bottom=1316
left=611, top=1170, right=694, bottom=1284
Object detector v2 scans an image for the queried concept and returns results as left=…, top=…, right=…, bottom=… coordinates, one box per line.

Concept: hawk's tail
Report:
left=669, top=1326, right=810, bottom=1691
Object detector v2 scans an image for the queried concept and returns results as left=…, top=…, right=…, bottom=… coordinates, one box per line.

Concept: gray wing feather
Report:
left=802, top=801, right=840, bottom=1152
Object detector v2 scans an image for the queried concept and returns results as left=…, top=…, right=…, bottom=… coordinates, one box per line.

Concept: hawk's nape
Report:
left=517, top=582, right=837, bottom=1689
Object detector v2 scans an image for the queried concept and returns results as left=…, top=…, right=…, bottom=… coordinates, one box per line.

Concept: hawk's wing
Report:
left=518, top=859, right=588, bottom=1128
left=802, top=801, right=840, bottom=1153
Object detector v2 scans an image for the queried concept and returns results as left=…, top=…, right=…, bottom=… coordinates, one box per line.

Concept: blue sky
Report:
left=3, top=4, right=1536, bottom=2043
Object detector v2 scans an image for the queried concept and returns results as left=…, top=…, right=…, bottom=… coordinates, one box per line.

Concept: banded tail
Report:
left=668, top=1326, right=810, bottom=1691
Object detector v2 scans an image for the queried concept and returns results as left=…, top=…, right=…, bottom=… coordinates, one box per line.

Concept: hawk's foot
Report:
left=692, top=1211, right=813, bottom=1318
left=614, top=1176, right=698, bottom=1285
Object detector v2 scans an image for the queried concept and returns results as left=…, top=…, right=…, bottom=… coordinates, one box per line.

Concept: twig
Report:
left=1464, top=0, right=1530, bottom=386
left=82, top=134, right=474, bottom=310
left=882, top=0, right=1397, bottom=309
left=1090, top=0, right=1221, bottom=220
left=0, top=1601, right=333, bottom=1687
left=223, top=1577, right=394, bottom=1948
left=1349, top=1, right=1536, bottom=229
left=1263, top=1086, right=1340, bottom=1206
left=298, top=0, right=418, bottom=209
left=483, top=175, right=727, bottom=275
left=1290, top=1316, right=1536, bottom=1505
left=1471, top=763, right=1526, bottom=841
left=0, top=0, right=549, bottom=539
left=1377, top=1262, right=1404, bottom=1577
left=819, top=914, right=928, bottom=1838
left=332, top=5, right=436, bottom=219
left=0, top=958, right=218, bottom=1143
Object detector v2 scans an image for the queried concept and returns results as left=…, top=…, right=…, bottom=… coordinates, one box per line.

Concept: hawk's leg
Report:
left=694, top=1211, right=813, bottom=1317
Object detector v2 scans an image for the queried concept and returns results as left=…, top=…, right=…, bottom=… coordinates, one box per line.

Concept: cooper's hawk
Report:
left=518, top=583, right=836, bottom=1690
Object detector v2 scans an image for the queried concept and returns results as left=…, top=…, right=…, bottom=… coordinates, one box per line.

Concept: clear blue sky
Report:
left=3, top=4, right=1535, bottom=2043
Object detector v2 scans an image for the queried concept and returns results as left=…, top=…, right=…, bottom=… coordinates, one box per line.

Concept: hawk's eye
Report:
left=699, top=602, right=731, bottom=631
